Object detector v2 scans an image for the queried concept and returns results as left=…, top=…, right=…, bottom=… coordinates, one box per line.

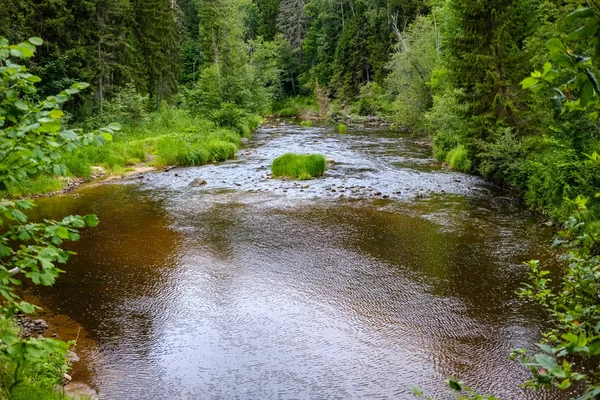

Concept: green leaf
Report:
left=521, top=77, right=539, bottom=89
left=28, top=37, right=43, bottom=46
left=84, top=214, right=99, bottom=227
left=531, top=84, right=545, bottom=94
left=552, top=88, right=566, bottom=116
left=9, top=49, right=23, bottom=59
left=589, top=339, right=600, bottom=355
left=56, top=226, right=70, bottom=239
left=0, top=244, right=12, bottom=257
left=53, top=164, right=66, bottom=176
left=567, top=7, right=595, bottom=21
left=17, top=44, right=33, bottom=58
left=49, top=109, right=64, bottom=119
left=60, top=130, right=78, bottom=140
left=11, top=209, right=27, bottom=223
left=558, top=379, right=571, bottom=389
left=447, top=379, right=462, bottom=391
left=14, top=100, right=28, bottom=111
left=535, top=354, right=558, bottom=370
left=72, top=82, right=89, bottom=90
left=40, top=119, right=61, bottom=133
left=550, top=51, right=575, bottom=69
left=585, top=68, right=600, bottom=94
left=16, top=301, right=36, bottom=314
left=580, top=80, right=595, bottom=106
left=567, top=21, right=600, bottom=41
left=16, top=200, right=33, bottom=209
left=546, top=38, right=568, bottom=54
left=1, top=332, right=18, bottom=345
left=107, top=122, right=122, bottom=131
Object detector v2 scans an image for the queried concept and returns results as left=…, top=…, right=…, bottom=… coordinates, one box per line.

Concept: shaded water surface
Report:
left=34, top=125, right=563, bottom=399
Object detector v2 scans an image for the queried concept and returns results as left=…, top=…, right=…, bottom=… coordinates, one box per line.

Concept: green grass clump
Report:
left=271, top=153, right=327, bottom=179
left=300, top=120, right=313, bottom=127
left=446, top=145, right=472, bottom=172
left=338, top=124, right=347, bottom=134
left=154, top=129, right=240, bottom=168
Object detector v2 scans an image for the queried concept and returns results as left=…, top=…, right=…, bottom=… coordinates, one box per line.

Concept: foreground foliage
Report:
left=0, top=37, right=107, bottom=398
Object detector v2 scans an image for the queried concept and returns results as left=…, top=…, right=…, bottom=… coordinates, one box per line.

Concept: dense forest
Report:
left=1, top=0, right=600, bottom=398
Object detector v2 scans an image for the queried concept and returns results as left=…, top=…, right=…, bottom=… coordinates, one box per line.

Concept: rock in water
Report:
left=189, top=178, right=207, bottom=187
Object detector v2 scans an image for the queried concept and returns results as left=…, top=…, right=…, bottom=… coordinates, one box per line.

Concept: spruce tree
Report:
left=443, top=0, right=539, bottom=142
left=133, top=0, right=180, bottom=109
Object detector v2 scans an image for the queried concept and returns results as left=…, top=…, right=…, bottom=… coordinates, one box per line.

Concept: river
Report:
left=32, top=123, right=564, bottom=399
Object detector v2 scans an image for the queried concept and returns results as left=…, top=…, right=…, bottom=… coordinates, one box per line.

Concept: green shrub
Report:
left=271, top=96, right=319, bottom=118
left=300, top=120, right=313, bottom=127
left=271, top=153, right=327, bottom=179
left=338, top=124, right=347, bottom=134
left=477, top=128, right=531, bottom=181
left=446, top=145, right=472, bottom=172
left=350, top=82, right=391, bottom=117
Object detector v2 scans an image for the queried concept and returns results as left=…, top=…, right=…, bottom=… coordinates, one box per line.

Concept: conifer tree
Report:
left=278, top=0, right=308, bottom=57
left=442, top=0, right=539, bottom=141
left=95, top=0, right=139, bottom=115
left=256, top=0, right=281, bottom=40
left=133, top=0, right=180, bottom=109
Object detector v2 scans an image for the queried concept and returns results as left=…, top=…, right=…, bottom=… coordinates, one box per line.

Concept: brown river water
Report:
left=31, top=124, right=567, bottom=399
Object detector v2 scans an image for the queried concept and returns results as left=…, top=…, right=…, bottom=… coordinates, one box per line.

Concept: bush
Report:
left=300, top=120, right=313, bottom=127
left=271, top=96, right=319, bottom=118
left=446, top=145, right=472, bottom=172
left=477, top=128, right=531, bottom=182
left=271, top=153, right=327, bottom=179
left=338, top=124, right=347, bottom=134
left=350, top=82, right=391, bottom=117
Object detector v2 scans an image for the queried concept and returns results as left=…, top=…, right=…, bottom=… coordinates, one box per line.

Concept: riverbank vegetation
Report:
left=271, top=153, right=326, bottom=179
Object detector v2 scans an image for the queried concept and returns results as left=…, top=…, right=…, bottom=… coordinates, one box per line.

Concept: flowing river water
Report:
left=31, top=124, right=566, bottom=399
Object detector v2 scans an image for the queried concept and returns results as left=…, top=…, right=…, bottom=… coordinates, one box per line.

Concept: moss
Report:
left=338, top=124, right=347, bottom=134
left=271, top=153, right=327, bottom=179
left=300, top=120, right=313, bottom=127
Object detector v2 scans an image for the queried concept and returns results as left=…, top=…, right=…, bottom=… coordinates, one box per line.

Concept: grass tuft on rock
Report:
left=338, top=124, right=347, bottom=134
left=271, top=153, right=327, bottom=179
